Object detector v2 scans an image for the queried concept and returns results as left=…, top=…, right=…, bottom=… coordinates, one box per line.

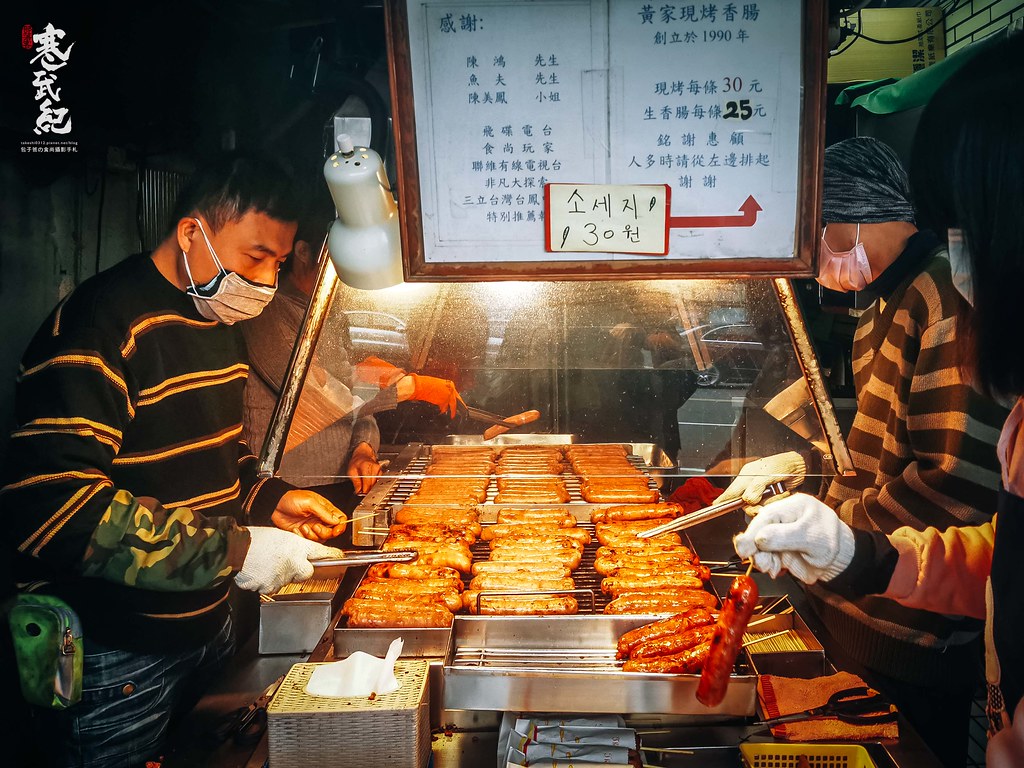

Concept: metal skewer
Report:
left=742, top=629, right=792, bottom=648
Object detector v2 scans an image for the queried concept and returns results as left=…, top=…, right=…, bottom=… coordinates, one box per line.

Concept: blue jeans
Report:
left=32, top=615, right=235, bottom=768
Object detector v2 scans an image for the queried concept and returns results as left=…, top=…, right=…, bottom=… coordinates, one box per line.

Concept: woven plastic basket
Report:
left=267, top=659, right=431, bottom=768
left=740, top=743, right=877, bottom=768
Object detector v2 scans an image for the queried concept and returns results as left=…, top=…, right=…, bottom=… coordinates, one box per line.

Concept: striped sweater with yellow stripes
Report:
left=0, top=253, right=292, bottom=652
left=807, top=231, right=1010, bottom=689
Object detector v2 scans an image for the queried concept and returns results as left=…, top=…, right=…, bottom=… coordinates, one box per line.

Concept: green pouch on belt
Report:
left=8, top=593, right=83, bottom=709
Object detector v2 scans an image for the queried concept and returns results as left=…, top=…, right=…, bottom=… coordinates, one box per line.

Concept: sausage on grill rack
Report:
left=468, top=574, right=575, bottom=592
left=622, top=642, right=711, bottom=673
left=604, top=589, right=718, bottom=615
left=482, top=524, right=590, bottom=544
left=629, top=624, right=716, bottom=659
left=463, top=592, right=579, bottom=615
left=601, top=573, right=705, bottom=596
left=367, top=563, right=462, bottom=581
left=353, top=582, right=463, bottom=613
left=616, top=607, right=716, bottom=659
left=591, top=503, right=682, bottom=523
left=471, top=561, right=573, bottom=578
left=343, top=598, right=454, bottom=628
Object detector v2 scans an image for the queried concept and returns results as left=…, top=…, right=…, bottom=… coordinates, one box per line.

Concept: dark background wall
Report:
left=0, top=2, right=389, bottom=460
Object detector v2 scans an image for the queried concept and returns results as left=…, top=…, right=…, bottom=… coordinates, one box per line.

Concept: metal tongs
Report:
left=636, top=481, right=787, bottom=539
left=459, top=404, right=542, bottom=440
left=310, top=549, right=418, bottom=569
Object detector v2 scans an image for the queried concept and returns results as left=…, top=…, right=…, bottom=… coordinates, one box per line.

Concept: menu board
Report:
left=388, top=0, right=824, bottom=278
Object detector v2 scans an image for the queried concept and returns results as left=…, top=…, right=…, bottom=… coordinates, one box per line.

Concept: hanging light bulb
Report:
left=324, top=134, right=404, bottom=289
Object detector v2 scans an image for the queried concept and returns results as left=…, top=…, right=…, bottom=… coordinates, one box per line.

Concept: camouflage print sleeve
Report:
left=81, top=489, right=250, bottom=591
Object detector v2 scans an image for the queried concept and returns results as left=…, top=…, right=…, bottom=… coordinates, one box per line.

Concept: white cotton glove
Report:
left=234, top=527, right=344, bottom=595
left=732, top=493, right=855, bottom=584
left=718, top=451, right=807, bottom=508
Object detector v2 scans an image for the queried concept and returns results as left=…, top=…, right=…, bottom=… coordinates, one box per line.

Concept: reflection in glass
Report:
left=282, top=278, right=832, bottom=487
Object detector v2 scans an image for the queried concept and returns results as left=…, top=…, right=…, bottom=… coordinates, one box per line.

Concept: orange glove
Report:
left=408, top=373, right=465, bottom=418
left=353, top=356, right=406, bottom=388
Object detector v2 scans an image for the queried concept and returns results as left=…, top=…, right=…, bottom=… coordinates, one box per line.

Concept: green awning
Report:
left=835, top=33, right=1004, bottom=114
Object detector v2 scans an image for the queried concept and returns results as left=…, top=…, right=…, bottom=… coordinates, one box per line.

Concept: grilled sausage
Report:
left=471, top=561, right=573, bottom=578
left=622, top=642, right=711, bottom=673
left=394, top=507, right=481, bottom=529
left=496, top=508, right=577, bottom=526
left=601, top=564, right=711, bottom=582
left=343, top=598, right=454, bottom=628
left=596, top=544, right=696, bottom=558
left=482, top=524, right=590, bottom=544
left=696, top=575, right=759, bottom=707
left=490, top=537, right=585, bottom=553
left=630, top=624, right=716, bottom=659
left=367, top=563, right=462, bottom=581
left=601, top=573, right=705, bottom=596
left=591, top=503, right=682, bottom=523
left=361, top=576, right=464, bottom=593
left=604, top=590, right=718, bottom=615
left=595, top=546, right=696, bottom=568
left=464, top=592, right=578, bottom=615
left=430, top=445, right=495, bottom=459
left=494, top=490, right=571, bottom=504
left=468, top=575, right=575, bottom=592
left=353, top=582, right=463, bottom=613
left=581, top=487, right=661, bottom=504
left=410, top=549, right=473, bottom=573
left=387, top=523, right=477, bottom=545
left=487, top=549, right=583, bottom=570
left=616, top=607, right=716, bottom=659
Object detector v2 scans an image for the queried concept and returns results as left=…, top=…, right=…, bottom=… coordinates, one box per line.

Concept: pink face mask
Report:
left=817, top=224, right=872, bottom=293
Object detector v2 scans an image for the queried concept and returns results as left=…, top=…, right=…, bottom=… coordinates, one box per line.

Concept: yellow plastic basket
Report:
left=740, top=743, right=878, bottom=768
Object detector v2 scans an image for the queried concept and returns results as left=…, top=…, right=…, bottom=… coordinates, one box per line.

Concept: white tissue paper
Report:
left=305, top=637, right=404, bottom=698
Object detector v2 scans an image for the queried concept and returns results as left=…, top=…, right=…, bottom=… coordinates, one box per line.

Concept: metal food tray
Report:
left=442, top=615, right=757, bottom=717
left=349, top=439, right=672, bottom=545
left=441, top=437, right=675, bottom=485
left=334, top=521, right=625, bottom=658
left=336, top=439, right=679, bottom=658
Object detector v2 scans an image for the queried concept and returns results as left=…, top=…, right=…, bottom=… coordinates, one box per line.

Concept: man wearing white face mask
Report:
left=0, top=154, right=355, bottom=767
left=722, top=137, right=1009, bottom=767
left=182, top=215, right=280, bottom=324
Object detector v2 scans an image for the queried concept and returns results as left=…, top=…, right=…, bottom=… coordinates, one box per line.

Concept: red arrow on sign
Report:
left=667, top=195, right=762, bottom=229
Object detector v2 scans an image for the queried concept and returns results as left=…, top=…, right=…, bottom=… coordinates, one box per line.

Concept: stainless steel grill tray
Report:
left=336, top=440, right=688, bottom=658
left=442, top=615, right=757, bottom=717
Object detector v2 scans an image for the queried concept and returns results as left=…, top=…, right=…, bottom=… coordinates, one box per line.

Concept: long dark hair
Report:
left=916, top=35, right=1024, bottom=399
left=953, top=38, right=1024, bottom=399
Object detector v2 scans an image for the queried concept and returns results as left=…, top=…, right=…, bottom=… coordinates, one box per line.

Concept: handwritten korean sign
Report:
left=545, top=184, right=669, bottom=255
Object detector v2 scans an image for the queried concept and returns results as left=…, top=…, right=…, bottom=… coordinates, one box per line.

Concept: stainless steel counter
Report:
left=161, top=459, right=943, bottom=768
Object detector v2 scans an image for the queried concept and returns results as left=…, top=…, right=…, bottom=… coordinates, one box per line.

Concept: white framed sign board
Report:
left=386, top=0, right=825, bottom=279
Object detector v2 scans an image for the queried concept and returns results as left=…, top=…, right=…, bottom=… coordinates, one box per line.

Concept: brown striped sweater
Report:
left=0, top=254, right=292, bottom=651
left=808, top=232, right=1010, bottom=688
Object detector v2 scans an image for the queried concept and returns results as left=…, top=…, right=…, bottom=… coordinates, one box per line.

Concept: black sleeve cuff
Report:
left=825, top=528, right=899, bottom=599
left=246, top=476, right=294, bottom=526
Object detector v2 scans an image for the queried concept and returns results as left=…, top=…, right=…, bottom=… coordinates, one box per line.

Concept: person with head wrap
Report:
left=721, top=136, right=1010, bottom=767
left=817, top=137, right=918, bottom=292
